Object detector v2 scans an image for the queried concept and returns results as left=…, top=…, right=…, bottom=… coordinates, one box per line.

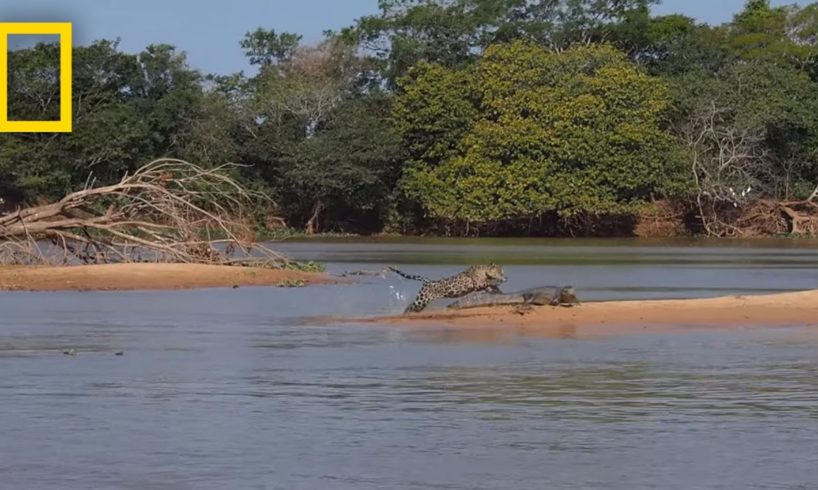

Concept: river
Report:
left=1, top=238, right=817, bottom=489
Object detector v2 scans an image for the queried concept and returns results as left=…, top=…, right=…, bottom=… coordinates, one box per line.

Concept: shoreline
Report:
left=350, top=289, right=818, bottom=337
left=0, top=263, right=340, bottom=292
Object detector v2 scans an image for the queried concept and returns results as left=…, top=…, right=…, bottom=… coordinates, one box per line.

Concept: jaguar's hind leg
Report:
left=404, top=297, right=429, bottom=314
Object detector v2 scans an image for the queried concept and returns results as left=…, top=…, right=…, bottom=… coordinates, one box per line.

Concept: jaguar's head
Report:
left=468, top=263, right=506, bottom=285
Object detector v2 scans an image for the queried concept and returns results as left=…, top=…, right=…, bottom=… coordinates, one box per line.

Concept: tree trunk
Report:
left=0, top=159, right=288, bottom=267
left=305, top=200, right=324, bottom=235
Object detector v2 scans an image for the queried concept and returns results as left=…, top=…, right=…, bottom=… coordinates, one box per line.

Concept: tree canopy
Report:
left=3, top=0, right=818, bottom=236
left=396, top=42, right=685, bottom=224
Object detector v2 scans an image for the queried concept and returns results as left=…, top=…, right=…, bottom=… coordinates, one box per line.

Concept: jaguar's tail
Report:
left=388, top=266, right=430, bottom=282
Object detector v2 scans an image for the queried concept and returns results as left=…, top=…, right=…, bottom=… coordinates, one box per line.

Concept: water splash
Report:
left=388, top=284, right=407, bottom=304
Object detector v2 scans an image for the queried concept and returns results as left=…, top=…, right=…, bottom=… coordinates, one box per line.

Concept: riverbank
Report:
left=0, top=263, right=339, bottom=291
left=361, top=289, right=818, bottom=337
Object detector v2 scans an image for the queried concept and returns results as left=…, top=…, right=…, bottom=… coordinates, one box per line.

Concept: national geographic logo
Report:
left=0, top=22, right=72, bottom=132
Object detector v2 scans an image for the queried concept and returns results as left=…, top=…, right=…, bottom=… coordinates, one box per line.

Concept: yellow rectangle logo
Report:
left=0, top=22, right=72, bottom=132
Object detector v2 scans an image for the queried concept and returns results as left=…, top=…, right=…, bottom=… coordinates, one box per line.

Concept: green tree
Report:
left=351, top=0, right=657, bottom=84
left=232, top=30, right=405, bottom=232
left=1, top=41, right=145, bottom=203
left=396, top=42, right=686, bottom=228
left=351, top=0, right=509, bottom=83
left=727, top=0, right=814, bottom=67
left=240, top=28, right=302, bottom=66
left=6, top=41, right=61, bottom=121
left=0, top=40, right=217, bottom=206
left=636, top=15, right=732, bottom=76
left=503, top=0, right=657, bottom=49
left=277, top=94, right=406, bottom=233
left=672, top=62, right=818, bottom=201
left=392, top=62, right=478, bottom=166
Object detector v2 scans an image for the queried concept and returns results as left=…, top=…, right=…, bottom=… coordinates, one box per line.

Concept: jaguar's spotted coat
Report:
left=389, top=264, right=507, bottom=313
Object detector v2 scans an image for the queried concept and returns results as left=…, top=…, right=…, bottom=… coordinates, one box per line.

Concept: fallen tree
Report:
left=676, top=92, right=818, bottom=238
left=733, top=198, right=818, bottom=236
left=692, top=197, right=818, bottom=238
left=0, top=158, right=289, bottom=266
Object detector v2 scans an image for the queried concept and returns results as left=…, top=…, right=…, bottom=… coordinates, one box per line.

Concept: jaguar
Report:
left=389, top=264, right=507, bottom=313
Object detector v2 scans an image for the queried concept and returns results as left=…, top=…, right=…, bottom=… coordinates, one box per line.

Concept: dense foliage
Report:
left=396, top=42, right=685, bottom=225
left=2, top=0, right=818, bottom=236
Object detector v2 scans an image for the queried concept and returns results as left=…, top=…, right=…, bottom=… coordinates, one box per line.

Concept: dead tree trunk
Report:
left=304, top=200, right=323, bottom=235
left=0, top=159, right=290, bottom=267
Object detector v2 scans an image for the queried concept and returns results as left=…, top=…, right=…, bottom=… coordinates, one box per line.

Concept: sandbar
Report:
left=354, top=289, right=818, bottom=337
left=0, top=263, right=339, bottom=291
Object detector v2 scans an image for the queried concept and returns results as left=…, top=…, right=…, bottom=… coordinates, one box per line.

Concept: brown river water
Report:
left=1, top=238, right=817, bottom=489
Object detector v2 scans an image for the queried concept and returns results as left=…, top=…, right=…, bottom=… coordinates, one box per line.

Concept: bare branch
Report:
left=0, top=159, right=290, bottom=267
left=675, top=100, right=769, bottom=236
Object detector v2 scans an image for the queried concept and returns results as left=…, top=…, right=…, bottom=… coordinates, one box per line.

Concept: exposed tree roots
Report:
left=698, top=198, right=818, bottom=237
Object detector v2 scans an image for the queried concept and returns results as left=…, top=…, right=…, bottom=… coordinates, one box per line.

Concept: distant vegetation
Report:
left=2, top=0, right=818, bottom=237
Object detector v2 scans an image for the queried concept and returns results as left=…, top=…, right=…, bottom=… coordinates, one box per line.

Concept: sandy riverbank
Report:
left=356, top=289, right=818, bottom=337
left=0, top=263, right=339, bottom=291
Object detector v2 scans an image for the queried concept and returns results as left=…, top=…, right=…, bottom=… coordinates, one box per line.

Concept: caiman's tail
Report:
left=388, top=266, right=430, bottom=282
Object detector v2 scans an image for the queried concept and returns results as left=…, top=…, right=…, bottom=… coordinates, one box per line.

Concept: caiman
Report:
left=447, top=286, right=580, bottom=311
